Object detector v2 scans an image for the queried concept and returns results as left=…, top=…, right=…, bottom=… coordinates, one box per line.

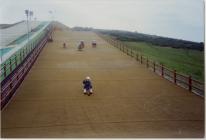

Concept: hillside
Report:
left=0, top=21, right=24, bottom=29
left=72, top=27, right=204, bottom=51
left=124, top=41, right=204, bottom=81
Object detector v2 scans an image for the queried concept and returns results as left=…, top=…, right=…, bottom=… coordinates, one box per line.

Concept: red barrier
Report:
left=1, top=30, right=52, bottom=110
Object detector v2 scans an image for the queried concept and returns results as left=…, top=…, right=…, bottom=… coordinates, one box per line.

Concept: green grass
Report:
left=124, top=41, right=204, bottom=82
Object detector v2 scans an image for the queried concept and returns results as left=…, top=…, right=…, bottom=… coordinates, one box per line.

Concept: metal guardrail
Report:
left=1, top=27, right=53, bottom=110
left=0, top=22, right=51, bottom=82
left=98, top=33, right=204, bottom=97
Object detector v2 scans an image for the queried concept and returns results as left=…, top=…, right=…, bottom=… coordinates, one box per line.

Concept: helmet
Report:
left=86, top=76, right=90, bottom=80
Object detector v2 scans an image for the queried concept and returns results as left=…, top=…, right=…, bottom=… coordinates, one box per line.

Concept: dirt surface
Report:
left=1, top=27, right=204, bottom=138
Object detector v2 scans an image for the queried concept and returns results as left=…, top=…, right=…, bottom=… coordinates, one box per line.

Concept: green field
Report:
left=123, top=41, right=204, bottom=82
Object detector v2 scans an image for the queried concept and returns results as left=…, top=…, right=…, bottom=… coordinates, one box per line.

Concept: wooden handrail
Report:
left=97, top=34, right=204, bottom=96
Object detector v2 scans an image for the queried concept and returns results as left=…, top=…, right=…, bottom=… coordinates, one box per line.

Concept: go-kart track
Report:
left=1, top=26, right=204, bottom=138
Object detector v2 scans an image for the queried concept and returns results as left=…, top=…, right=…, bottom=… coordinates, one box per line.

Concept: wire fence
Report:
left=97, top=33, right=204, bottom=97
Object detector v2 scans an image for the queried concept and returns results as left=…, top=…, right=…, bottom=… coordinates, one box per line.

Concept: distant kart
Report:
left=63, top=43, right=66, bottom=48
left=80, top=40, right=85, bottom=47
left=92, top=40, right=97, bottom=48
left=78, top=40, right=84, bottom=51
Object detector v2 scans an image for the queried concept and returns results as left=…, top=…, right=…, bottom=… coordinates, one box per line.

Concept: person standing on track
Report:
left=78, top=40, right=84, bottom=51
left=82, top=76, right=93, bottom=96
left=63, top=42, right=66, bottom=48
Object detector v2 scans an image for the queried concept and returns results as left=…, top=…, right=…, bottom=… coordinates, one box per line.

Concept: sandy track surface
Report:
left=1, top=28, right=204, bottom=138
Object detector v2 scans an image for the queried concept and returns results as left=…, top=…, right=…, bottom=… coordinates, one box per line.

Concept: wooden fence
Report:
left=97, top=33, right=204, bottom=97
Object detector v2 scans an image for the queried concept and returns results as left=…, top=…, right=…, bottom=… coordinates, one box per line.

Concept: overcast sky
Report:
left=0, top=0, right=204, bottom=42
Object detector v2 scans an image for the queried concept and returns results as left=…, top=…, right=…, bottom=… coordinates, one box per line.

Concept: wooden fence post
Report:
left=188, top=76, right=192, bottom=91
left=153, top=62, right=155, bottom=72
left=146, top=58, right=149, bottom=68
left=161, top=64, right=164, bottom=77
left=174, top=70, right=176, bottom=84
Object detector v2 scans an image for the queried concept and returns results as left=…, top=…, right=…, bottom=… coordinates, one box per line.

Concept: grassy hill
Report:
left=72, top=27, right=204, bottom=51
left=123, top=41, right=204, bottom=81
